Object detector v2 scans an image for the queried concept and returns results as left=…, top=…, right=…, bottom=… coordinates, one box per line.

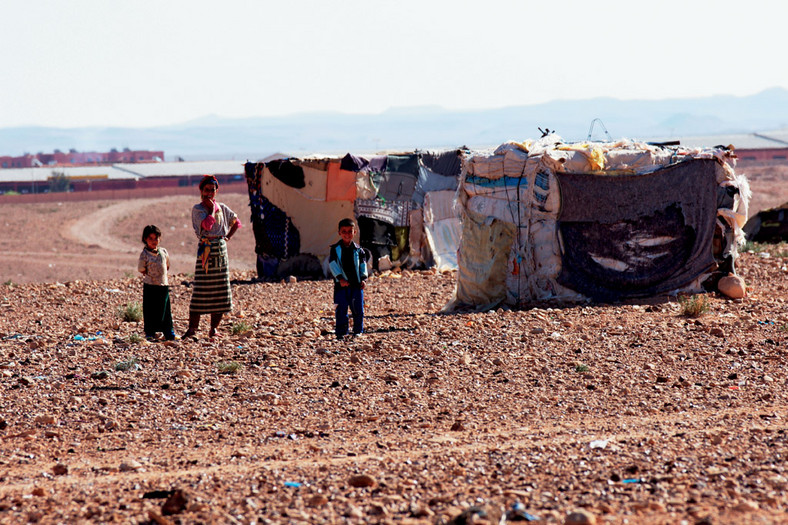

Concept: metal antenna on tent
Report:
left=587, top=118, right=612, bottom=142
left=538, top=127, right=554, bottom=138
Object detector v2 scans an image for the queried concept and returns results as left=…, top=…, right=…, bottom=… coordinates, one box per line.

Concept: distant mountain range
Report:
left=3, top=88, right=788, bottom=161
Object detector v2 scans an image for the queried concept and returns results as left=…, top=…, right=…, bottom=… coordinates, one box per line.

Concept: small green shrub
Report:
left=3, top=280, right=12, bottom=286
left=118, top=302, right=143, bottom=322
left=742, top=240, right=765, bottom=253
left=115, top=357, right=140, bottom=371
left=679, top=294, right=711, bottom=318
left=217, top=361, right=243, bottom=374
left=743, top=241, right=788, bottom=258
left=574, top=364, right=590, bottom=373
left=231, top=321, right=252, bottom=335
left=773, top=242, right=788, bottom=258
left=128, top=333, right=143, bottom=344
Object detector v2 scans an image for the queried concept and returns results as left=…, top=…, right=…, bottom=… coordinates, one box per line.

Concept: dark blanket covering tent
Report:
left=557, top=159, right=719, bottom=301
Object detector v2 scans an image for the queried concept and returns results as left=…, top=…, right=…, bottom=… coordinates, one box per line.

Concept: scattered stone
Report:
left=345, top=505, right=364, bottom=519
left=565, top=509, right=597, bottom=525
left=719, top=275, right=746, bottom=299
left=448, top=506, right=486, bottom=525
left=119, top=460, right=143, bottom=472
left=147, top=510, right=174, bottom=525
left=411, top=503, right=434, bottom=517
left=162, top=488, right=190, bottom=515
left=348, top=474, right=376, bottom=488
left=34, top=415, right=56, bottom=426
left=52, top=463, right=68, bottom=476
left=734, top=500, right=759, bottom=512
left=307, top=494, right=328, bottom=507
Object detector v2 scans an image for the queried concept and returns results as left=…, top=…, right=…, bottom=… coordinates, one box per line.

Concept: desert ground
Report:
left=0, top=165, right=787, bottom=525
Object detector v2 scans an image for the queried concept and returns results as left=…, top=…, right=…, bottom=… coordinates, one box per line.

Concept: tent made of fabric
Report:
left=446, top=137, right=750, bottom=311
left=245, top=149, right=467, bottom=278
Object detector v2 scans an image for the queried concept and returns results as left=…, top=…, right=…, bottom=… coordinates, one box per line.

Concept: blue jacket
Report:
left=328, top=240, right=368, bottom=287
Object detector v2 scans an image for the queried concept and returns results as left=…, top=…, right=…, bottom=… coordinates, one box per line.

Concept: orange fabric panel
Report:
left=326, top=161, right=357, bottom=201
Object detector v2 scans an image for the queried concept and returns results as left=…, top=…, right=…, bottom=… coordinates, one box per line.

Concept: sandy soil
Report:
left=737, top=163, right=788, bottom=219
left=0, top=173, right=787, bottom=524
left=1, top=191, right=256, bottom=285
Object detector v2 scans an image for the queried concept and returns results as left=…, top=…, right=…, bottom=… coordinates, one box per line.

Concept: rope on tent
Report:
left=587, top=118, right=612, bottom=142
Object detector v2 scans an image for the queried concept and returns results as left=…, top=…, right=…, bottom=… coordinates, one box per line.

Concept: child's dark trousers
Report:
left=335, top=286, right=364, bottom=337
left=143, top=283, right=174, bottom=338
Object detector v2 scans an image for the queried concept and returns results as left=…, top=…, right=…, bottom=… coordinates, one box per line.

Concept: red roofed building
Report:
left=0, top=148, right=163, bottom=169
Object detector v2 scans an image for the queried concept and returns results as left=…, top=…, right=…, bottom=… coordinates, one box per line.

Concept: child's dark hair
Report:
left=199, top=174, right=219, bottom=190
left=142, top=224, right=162, bottom=243
left=338, top=218, right=356, bottom=230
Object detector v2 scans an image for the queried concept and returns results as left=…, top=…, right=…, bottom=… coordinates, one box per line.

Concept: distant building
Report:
left=0, top=148, right=164, bottom=169
left=664, top=131, right=788, bottom=163
left=0, top=160, right=245, bottom=195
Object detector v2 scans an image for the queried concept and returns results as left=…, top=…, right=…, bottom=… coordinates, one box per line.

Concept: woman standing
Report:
left=183, top=175, right=241, bottom=339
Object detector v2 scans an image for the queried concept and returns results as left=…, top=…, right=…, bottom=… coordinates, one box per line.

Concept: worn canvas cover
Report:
left=451, top=209, right=516, bottom=310
left=424, top=190, right=461, bottom=271
left=262, top=166, right=353, bottom=257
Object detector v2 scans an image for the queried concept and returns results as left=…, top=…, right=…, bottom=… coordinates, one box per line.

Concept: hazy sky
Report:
left=2, top=0, right=786, bottom=128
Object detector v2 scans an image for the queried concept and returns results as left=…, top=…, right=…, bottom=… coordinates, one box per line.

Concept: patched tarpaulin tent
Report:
left=445, top=136, right=750, bottom=311
left=245, top=149, right=464, bottom=279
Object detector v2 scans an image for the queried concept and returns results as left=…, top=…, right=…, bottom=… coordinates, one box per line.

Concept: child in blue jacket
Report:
left=328, top=218, right=368, bottom=339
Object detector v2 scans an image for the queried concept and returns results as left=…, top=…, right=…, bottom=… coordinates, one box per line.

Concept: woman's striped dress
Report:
left=189, top=201, right=238, bottom=314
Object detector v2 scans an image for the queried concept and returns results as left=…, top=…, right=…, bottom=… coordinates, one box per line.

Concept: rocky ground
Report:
left=1, top=249, right=788, bottom=524
left=1, top=166, right=788, bottom=524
